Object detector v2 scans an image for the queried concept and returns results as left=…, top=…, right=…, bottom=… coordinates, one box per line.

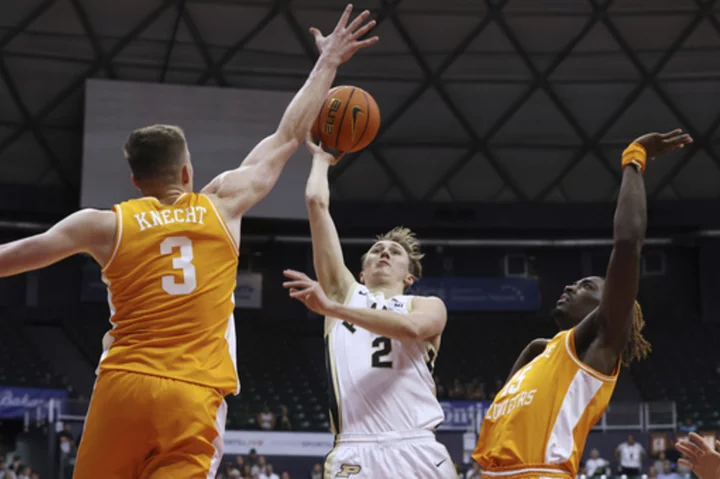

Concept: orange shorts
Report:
left=74, top=370, right=226, bottom=479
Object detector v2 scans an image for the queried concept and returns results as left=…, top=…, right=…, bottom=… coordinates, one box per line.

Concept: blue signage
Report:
left=0, top=387, right=68, bottom=418
left=408, top=277, right=540, bottom=312
left=439, top=400, right=492, bottom=431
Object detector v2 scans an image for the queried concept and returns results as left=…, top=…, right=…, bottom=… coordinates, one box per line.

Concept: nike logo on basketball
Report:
left=435, top=459, right=446, bottom=468
left=351, top=106, right=365, bottom=141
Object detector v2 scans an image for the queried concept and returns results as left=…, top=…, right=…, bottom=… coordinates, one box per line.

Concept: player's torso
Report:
left=325, top=284, right=444, bottom=435
left=473, top=329, right=618, bottom=479
left=100, top=193, right=240, bottom=395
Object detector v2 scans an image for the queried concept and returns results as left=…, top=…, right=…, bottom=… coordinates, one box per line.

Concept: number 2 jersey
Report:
left=98, top=193, right=240, bottom=396
left=473, top=329, right=618, bottom=479
left=324, top=283, right=444, bottom=435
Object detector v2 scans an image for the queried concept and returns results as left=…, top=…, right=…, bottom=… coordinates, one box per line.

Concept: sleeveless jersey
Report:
left=473, top=329, right=618, bottom=479
left=324, top=283, right=444, bottom=435
left=99, top=193, right=239, bottom=396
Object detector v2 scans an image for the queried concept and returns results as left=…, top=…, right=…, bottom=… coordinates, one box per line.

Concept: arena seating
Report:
left=0, top=313, right=60, bottom=388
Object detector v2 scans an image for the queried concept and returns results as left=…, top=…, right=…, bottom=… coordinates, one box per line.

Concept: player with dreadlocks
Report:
left=472, top=129, right=693, bottom=479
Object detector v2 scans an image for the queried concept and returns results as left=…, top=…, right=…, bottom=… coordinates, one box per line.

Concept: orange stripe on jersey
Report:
left=473, top=329, right=618, bottom=479
left=99, top=193, right=239, bottom=395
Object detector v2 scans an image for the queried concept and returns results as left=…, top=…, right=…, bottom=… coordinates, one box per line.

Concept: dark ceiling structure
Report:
left=1, top=0, right=720, bottom=219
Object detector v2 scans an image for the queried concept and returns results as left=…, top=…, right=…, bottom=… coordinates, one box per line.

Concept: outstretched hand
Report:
left=676, top=432, right=720, bottom=479
left=283, top=269, right=336, bottom=316
left=633, top=129, right=693, bottom=159
left=310, top=4, right=379, bottom=66
left=305, top=133, right=344, bottom=165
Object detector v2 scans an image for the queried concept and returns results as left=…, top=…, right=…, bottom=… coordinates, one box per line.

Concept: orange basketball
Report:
left=312, top=86, right=380, bottom=153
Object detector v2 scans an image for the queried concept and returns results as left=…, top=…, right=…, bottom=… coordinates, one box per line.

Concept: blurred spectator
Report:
left=259, top=464, right=279, bottom=479
left=0, top=458, right=17, bottom=479
left=281, top=473, right=290, bottom=479
left=227, top=469, right=241, bottom=479
left=585, top=448, right=608, bottom=477
left=657, top=461, right=681, bottom=479
left=247, top=449, right=258, bottom=467
left=252, top=456, right=267, bottom=477
left=448, top=379, right=466, bottom=399
left=277, top=406, right=292, bottom=431
left=465, top=462, right=481, bottom=479
left=241, top=465, right=252, bottom=478
left=58, top=423, right=76, bottom=456
left=29, top=474, right=38, bottom=479
left=310, top=463, right=322, bottom=479
left=616, top=435, right=645, bottom=477
left=16, top=467, right=30, bottom=479
left=257, top=406, right=276, bottom=431
left=648, top=466, right=658, bottom=479
left=678, top=417, right=697, bottom=433
left=652, top=451, right=667, bottom=474
left=9, top=457, right=20, bottom=473
left=488, top=379, right=504, bottom=398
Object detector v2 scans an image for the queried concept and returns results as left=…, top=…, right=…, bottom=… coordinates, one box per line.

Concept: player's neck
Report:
left=365, top=283, right=405, bottom=298
left=140, top=185, right=189, bottom=205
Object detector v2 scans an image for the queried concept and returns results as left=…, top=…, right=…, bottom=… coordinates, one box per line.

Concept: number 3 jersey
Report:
left=99, top=193, right=240, bottom=396
left=324, top=283, right=445, bottom=435
left=473, top=329, right=618, bottom=479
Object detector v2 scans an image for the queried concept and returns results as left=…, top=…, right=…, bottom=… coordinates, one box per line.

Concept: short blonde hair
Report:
left=362, top=226, right=424, bottom=278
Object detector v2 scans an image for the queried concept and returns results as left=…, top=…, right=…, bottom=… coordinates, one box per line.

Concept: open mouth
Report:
left=378, top=260, right=390, bottom=267
left=558, top=293, right=570, bottom=303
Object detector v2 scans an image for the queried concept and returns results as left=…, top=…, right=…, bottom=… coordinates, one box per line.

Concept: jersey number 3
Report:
left=160, top=236, right=197, bottom=295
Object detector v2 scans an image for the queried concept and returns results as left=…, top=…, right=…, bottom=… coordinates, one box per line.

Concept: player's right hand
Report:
left=310, top=4, right=379, bottom=67
left=633, top=129, right=693, bottom=159
left=305, top=133, right=344, bottom=165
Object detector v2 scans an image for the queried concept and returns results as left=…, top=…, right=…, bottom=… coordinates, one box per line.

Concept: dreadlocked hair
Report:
left=621, top=301, right=652, bottom=367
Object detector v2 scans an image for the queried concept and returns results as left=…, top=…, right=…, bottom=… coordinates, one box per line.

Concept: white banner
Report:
left=234, top=272, right=262, bottom=309
left=223, top=431, right=334, bottom=456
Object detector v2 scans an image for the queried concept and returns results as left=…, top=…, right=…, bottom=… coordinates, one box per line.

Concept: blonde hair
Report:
left=622, top=301, right=652, bottom=367
left=362, top=226, right=424, bottom=278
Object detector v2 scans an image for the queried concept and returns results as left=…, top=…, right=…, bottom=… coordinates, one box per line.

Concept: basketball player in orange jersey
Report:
left=0, top=5, right=377, bottom=478
left=472, top=129, right=693, bottom=479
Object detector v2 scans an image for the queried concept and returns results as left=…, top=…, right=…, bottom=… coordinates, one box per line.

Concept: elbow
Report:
left=305, top=193, right=329, bottom=210
left=401, top=322, right=422, bottom=341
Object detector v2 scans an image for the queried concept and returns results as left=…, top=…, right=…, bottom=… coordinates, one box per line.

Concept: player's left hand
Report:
left=676, top=432, right=720, bottom=479
left=305, top=133, right=344, bottom=165
left=283, top=269, right=336, bottom=316
left=633, top=129, right=693, bottom=159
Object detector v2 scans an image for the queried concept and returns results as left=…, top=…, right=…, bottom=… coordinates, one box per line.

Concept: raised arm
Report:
left=304, top=140, right=355, bottom=302
left=0, top=209, right=116, bottom=277
left=594, top=130, right=692, bottom=357
left=202, top=5, right=378, bottom=219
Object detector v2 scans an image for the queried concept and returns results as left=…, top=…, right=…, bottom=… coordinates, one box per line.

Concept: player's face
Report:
left=552, top=276, right=604, bottom=329
left=361, top=240, right=414, bottom=289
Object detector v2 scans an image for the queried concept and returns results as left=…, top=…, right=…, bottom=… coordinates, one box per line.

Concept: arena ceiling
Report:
left=2, top=0, right=720, bottom=209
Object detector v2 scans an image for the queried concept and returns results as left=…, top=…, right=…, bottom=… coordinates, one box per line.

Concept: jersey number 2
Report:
left=160, top=236, right=197, bottom=295
left=371, top=337, right=393, bottom=368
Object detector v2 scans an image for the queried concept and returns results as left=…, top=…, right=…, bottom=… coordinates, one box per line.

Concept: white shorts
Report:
left=323, top=430, right=456, bottom=479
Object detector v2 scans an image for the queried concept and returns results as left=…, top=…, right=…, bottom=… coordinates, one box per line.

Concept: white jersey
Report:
left=324, top=283, right=445, bottom=435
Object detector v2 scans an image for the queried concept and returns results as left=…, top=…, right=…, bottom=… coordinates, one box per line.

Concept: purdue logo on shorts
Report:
left=336, top=464, right=362, bottom=477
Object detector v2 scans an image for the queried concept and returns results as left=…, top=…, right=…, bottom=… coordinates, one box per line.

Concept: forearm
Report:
left=305, top=157, right=331, bottom=206
left=613, top=165, right=646, bottom=248
left=277, top=55, right=338, bottom=143
left=0, top=235, right=70, bottom=277
left=326, top=303, right=419, bottom=341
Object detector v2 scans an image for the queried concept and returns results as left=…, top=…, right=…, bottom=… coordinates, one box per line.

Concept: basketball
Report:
left=312, top=86, right=380, bottom=153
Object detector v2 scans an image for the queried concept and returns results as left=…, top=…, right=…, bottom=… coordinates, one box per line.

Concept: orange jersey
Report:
left=99, top=193, right=239, bottom=396
left=473, top=329, right=618, bottom=479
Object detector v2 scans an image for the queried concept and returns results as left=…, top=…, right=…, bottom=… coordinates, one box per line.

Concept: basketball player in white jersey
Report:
left=281, top=140, right=455, bottom=479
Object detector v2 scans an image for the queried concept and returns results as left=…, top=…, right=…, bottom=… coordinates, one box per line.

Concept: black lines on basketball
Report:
left=350, top=89, right=372, bottom=152
left=334, top=87, right=355, bottom=150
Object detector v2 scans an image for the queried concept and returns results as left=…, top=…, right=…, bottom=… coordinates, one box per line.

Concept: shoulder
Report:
left=409, top=295, right=446, bottom=314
